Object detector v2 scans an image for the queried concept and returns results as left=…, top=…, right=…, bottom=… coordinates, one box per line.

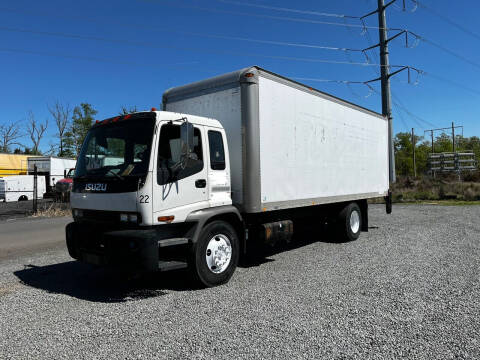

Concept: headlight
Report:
left=120, top=213, right=128, bottom=222
left=128, top=214, right=138, bottom=223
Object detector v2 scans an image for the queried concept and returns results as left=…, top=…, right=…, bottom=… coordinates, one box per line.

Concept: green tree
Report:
left=394, top=132, right=432, bottom=176
left=394, top=132, right=413, bottom=177
left=415, top=141, right=431, bottom=175
left=434, top=133, right=453, bottom=153
left=456, top=136, right=480, bottom=165
left=64, top=103, right=97, bottom=156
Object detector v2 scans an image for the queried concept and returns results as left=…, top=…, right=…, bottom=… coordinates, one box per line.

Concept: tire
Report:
left=336, top=202, right=362, bottom=242
left=18, top=195, right=28, bottom=201
left=189, top=220, right=239, bottom=287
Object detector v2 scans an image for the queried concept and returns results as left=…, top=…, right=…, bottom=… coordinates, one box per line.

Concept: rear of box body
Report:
left=163, top=67, right=389, bottom=214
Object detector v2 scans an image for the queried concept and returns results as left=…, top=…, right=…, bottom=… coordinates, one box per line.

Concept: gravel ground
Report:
left=0, top=204, right=479, bottom=359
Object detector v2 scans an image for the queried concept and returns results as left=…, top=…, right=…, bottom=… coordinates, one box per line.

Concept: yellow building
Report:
left=0, top=154, right=41, bottom=176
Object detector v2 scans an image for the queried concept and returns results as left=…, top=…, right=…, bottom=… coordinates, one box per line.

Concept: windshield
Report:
left=75, top=117, right=155, bottom=179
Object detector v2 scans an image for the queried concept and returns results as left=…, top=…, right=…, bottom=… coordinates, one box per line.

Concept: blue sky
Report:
left=1, top=0, right=479, bottom=152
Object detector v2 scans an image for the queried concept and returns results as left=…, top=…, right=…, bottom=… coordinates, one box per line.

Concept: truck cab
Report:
left=55, top=168, right=75, bottom=202
left=67, top=111, right=241, bottom=286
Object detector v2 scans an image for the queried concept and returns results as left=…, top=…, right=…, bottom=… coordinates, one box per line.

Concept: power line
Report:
left=136, top=1, right=397, bottom=31
left=0, top=25, right=363, bottom=53
left=392, top=102, right=413, bottom=132
left=2, top=4, right=479, bottom=98
left=413, top=0, right=480, bottom=41
left=291, top=75, right=436, bottom=130
left=0, top=26, right=403, bottom=67
left=0, top=7, right=364, bottom=52
left=412, top=32, right=480, bottom=70
left=423, top=72, right=480, bottom=97
left=291, top=77, right=365, bottom=84
left=214, top=0, right=358, bottom=19
left=390, top=91, right=437, bottom=128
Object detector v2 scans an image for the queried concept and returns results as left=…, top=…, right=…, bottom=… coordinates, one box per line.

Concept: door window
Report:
left=157, top=124, right=203, bottom=185
left=208, top=131, right=226, bottom=170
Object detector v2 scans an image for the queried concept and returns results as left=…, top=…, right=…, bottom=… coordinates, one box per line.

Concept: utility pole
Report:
left=431, top=130, right=434, bottom=153
left=378, top=0, right=396, bottom=184
left=411, top=128, right=416, bottom=177
left=425, top=124, right=463, bottom=154
left=452, top=122, right=455, bottom=152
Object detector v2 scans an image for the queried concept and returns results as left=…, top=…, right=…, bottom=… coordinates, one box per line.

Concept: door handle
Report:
left=195, top=179, right=206, bottom=188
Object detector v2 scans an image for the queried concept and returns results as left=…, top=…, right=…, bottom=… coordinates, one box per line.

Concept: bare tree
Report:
left=48, top=101, right=71, bottom=156
left=26, top=110, right=48, bottom=154
left=0, top=121, right=23, bottom=153
left=120, top=105, right=138, bottom=115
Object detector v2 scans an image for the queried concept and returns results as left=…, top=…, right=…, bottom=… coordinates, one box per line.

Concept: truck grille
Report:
left=82, top=209, right=123, bottom=223
left=55, top=182, right=71, bottom=192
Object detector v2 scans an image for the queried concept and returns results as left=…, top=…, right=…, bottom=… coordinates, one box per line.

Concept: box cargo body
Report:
left=28, top=156, right=77, bottom=189
left=0, top=175, right=46, bottom=202
left=163, top=66, right=389, bottom=213
left=0, top=154, right=41, bottom=177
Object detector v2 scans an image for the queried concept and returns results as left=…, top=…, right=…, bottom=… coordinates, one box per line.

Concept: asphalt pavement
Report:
left=0, top=205, right=479, bottom=359
left=0, top=216, right=71, bottom=260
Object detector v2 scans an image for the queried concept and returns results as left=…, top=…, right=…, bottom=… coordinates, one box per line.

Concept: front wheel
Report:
left=336, top=202, right=362, bottom=242
left=189, top=220, right=239, bottom=287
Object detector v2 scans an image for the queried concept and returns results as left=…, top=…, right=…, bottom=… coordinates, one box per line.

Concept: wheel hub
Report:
left=350, top=209, right=360, bottom=234
left=206, top=234, right=232, bottom=274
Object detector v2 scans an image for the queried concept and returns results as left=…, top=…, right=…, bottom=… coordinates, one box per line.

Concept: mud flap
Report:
left=385, top=189, right=393, bottom=214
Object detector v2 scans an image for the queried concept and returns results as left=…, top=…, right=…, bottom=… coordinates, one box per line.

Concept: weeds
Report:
left=392, top=175, right=480, bottom=203
left=31, top=202, right=71, bottom=218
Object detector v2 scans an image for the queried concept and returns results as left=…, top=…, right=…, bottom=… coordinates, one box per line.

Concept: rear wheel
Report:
left=18, top=195, right=28, bottom=201
left=336, top=202, right=362, bottom=242
left=190, top=220, right=239, bottom=287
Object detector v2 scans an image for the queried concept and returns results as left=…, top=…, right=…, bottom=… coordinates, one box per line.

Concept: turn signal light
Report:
left=158, top=216, right=174, bottom=223
left=245, top=72, right=254, bottom=78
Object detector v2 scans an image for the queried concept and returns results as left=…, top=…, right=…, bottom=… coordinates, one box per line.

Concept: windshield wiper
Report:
left=85, top=168, right=124, bottom=180
left=105, top=169, right=124, bottom=180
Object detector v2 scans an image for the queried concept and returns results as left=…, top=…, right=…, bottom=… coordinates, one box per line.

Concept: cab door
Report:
left=152, top=121, right=209, bottom=222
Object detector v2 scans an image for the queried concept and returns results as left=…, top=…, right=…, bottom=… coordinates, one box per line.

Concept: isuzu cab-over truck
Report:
left=66, top=67, right=391, bottom=287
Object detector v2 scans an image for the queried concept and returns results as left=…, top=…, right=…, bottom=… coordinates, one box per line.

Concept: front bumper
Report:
left=66, top=222, right=194, bottom=272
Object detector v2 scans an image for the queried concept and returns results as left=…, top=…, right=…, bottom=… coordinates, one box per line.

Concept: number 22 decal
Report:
left=139, top=195, right=149, bottom=203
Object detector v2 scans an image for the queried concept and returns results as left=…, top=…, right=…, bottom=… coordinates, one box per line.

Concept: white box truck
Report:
left=0, top=175, right=46, bottom=202
left=28, top=156, right=76, bottom=194
left=66, top=67, right=391, bottom=287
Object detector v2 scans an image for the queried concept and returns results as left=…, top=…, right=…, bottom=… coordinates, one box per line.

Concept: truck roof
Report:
left=154, top=111, right=224, bottom=128
left=27, top=156, right=77, bottom=161
left=163, top=66, right=385, bottom=119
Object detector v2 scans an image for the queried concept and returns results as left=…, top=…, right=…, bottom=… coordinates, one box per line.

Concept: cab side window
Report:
left=157, top=124, right=203, bottom=185
left=208, top=131, right=226, bottom=170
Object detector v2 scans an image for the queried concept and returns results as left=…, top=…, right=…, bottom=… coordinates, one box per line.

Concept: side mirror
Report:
left=180, top=121, right=194, bottom=164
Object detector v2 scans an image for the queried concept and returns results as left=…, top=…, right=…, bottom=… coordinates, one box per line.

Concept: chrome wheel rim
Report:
left=350, top=209, right=360, bottom=234
left=206, top=234, right=232, bottom=274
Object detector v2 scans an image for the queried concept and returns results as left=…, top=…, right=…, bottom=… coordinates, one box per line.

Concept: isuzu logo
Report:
left=85, top=183, right=107, bottom=192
